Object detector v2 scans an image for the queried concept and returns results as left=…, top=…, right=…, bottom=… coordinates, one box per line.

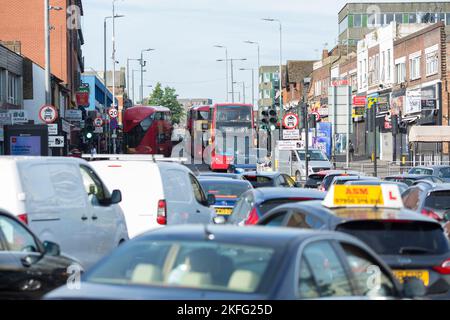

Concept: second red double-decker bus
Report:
left=123, top=106, right=173, bottom=156
left=208, top=103, right=255, bottom=171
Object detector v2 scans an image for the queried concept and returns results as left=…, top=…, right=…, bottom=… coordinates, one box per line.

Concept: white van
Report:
left=276, top=148, right=332, bottom=181
left=90, top=160, right=215, bottom=238
left=0, top=157, right=129, bottom=269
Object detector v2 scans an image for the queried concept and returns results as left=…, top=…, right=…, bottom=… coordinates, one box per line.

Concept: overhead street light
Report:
left=140, top=48, right=156, bottom=103
left=217, top=58, right=246, bottom=103
left=214, top=45, right=229, bottom=102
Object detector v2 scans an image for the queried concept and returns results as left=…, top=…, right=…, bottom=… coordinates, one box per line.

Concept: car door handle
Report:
left=21, top=256, right=32, bottom=268
left=196, top=210, right=201, bottom=213
left=81, top=216, right=88, bottom=221
left=92, top=215, right=98, bottom=221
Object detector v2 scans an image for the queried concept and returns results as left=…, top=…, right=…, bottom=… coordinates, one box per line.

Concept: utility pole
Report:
left=214, top=45, right=229, bottom=102
left=140, top=49, right=155, bottom=104
left=44, top=0, right=51, bottom=104
left=304, top=102, right=309, bottom=181
left=217, top=58, right=247, bottom=103
left=373, top=102, right=378, bottom=177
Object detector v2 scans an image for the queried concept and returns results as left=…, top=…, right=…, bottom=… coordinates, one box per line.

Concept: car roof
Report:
left=0, top=156, right=89, bottom=165
left=274, top=201, right=440, bottom=224
left=243, top=171, right=280, bottom=178
left=347, top=180, right=407, bottom=186
left=333, top=176, right=379, bottom=181
left=251, top=187, right=326, bottom=202
left=324, top=170, right=360, bottom=177
left=424, top=183, right=450, bottom=191
left=385, top=174, right=431, bottom=179
left=197, top=178, right=251, bottom=185
left=411, top=165, right=450, bottom=169
left=137, top=225, right=353, bottom=247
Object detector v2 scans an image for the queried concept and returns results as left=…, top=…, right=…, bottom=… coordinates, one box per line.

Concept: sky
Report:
left=81, top=0, right=439, bottom=104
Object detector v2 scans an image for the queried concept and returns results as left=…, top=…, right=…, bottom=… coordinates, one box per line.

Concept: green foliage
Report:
left=146, top=82, right=185, bottom=124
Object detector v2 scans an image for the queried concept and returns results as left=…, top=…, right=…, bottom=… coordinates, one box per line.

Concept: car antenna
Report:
left=204, top=224, right=215, bottom=241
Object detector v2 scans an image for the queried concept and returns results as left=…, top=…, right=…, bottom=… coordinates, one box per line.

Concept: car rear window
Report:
left=409, top=168, right=433, bottom=175
left=424, top=191, right=450, bottom=211
left=336, top=221, right=449, bottom=255
left=200, top=181, right=252, bottom=198
left=258, top=198, right=317, bottom=215
left=385, top=177, right=414, bottom=186
left=243, top=176, right=274, bottom=188
left=306, top=175, right=324, bottom=187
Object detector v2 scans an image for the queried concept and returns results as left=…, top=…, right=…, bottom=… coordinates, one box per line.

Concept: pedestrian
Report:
left=90, top=145, right=97, bottom=156
left=349, top=140, right=355, bottom=162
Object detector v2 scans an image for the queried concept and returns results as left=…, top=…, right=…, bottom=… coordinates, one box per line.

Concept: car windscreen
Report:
left=336, top=220, right=449, bottom=255
left=409, top=168, right=433, bottom=175
left=200, top=181, right=252, bottom=198
left=297, top=150, right=328, bottom=161
left=424, top=190, right=450, bottom=211
left=438, top=168, right=450, bottom=179
left=86, top=240, right=276, bottom=294
left=305, top=175, right=324, bottom=187
left=323, top=174, right=355, bottom=190
left=243, top=176, right=274, bottom=188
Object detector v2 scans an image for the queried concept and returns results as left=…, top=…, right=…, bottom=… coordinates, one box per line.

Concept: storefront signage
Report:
left=0, top=111, right=12, bottom=125
left=76, top=83, right=90, bottom=108
left=65, top=110, right=82, bottom=121
left=405, top=90, right=421, bottom=114
left=8, top=110, right=28, bottom=124
left=353, top=96, right=366, bottom=106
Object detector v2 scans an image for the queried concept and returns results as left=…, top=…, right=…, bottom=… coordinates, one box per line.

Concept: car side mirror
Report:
left=213, top=216, right=226, bottom=225
left=402, top=277, right=427, bottom=299
left=43, top=241, right=61, bottom=256
left=295, top=182, right=302, bottom=188
left=207, top=194, right=216, bottom=206
left=110, top=190, right=122, bottom=205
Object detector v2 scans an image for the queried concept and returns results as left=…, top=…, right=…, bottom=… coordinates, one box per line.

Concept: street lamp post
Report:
left=239, top=68, right=255, bottom=107
left=233, top=81, right=246, bottom=103
left=262, top=18, right=283, bottom=140
left=44, top=1, right=62, bottom=105
left=243, top=40, right=260, bottom=106
left=214, top=45, right=228, bottom=102
left=140, top=48, right=155, bottom=104
left=127, top=58, right=140, bottom=98
left=217, top=58, right=246, bottom=103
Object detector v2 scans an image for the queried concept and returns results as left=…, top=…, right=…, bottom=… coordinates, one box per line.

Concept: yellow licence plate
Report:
left=393, top=270, right=430, bottom=286
left=215, top=208, right=233, bottom=215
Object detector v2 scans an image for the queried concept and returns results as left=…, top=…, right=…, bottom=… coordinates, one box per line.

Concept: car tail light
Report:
left=157, top=200, right=167, bottom=225
left=18, top=214, right=28, bottom=225
left=433, top=258, right=450, bottom=275
left=245, top=207, right=259, bottom=225
left=421, top=208, right=442, bottom=222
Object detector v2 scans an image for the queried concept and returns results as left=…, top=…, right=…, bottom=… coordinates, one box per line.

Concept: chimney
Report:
left=322, top=49, right=329, bottom=60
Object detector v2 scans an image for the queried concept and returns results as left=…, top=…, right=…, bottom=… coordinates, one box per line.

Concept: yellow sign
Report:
left=332, top=185, right=384, bottom=206
left=367, top=97, right=377, bottom=110
left=393, top=270, right=430, bottom=287
left=215, top=208, right=233, bottom=215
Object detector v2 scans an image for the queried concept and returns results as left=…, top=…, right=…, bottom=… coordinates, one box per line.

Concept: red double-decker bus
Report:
left=208, top=103, right=255, bottom=171
left=123, top=106, right=173, bottom=157
left=186, top=105, right=210, bottom=159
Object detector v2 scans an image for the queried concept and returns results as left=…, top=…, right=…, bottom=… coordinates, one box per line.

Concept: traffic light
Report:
left=268, top=107, right=277, bottom=131
left=299, top=103, right=307, bottom=129
left=84, top=118, right=94, bottom=141
left=308, top=113, right=317, bottom=129
left=260, top=110, right=269, bottom=130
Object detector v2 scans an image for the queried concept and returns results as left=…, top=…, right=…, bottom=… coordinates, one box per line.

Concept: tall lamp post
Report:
left=127, top=58, right=140, bottom=98
left=214, top=45, right=228, bottom=102
left=217, top=58, right=247, bottom=103
left=140, top=48, right=155, bottom=104
left=233, top=81, right=246, bottom=103
left=262, top=18, right=283, bottom=139
left=243, top=41, right=260, bottom=105
left=131, top=69, right=145, bottom=104
left=44, top=1, right=62, bottom=105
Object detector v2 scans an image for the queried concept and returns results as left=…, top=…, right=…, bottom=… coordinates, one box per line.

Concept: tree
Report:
left=147, top=82, right=185, bottom=124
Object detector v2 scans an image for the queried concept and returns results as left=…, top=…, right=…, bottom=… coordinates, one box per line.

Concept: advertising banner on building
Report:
left=314, top=122, right=332, bottom=158
left=405, top=90, right=421, bottom=114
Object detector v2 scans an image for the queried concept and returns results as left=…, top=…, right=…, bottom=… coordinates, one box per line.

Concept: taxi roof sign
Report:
left=322, top=184, right=404, bottom=209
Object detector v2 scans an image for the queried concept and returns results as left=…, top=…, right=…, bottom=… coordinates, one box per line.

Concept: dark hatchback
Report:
left=242, top=171, right=298, bottom=189
left=318, top=171, right=361, bottom=191
left=258, top=203, right=450, bottom=299
left=0, top=210, right=80, bottom=299
left=227, top=188, right=326, bottom=225
left=45, top=225, right=420, bottom=300
left=385, top=174, right=444, bottom=186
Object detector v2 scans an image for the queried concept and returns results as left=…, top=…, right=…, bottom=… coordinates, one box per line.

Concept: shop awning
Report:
left=409, top=126, right=450, bottom=143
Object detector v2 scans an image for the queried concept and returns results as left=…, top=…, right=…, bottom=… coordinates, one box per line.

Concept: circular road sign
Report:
left=283, top=113, right=299, bottom=129
left=39, top=105, right=58, bottom=124
left=94, top=117, right=103, bottom=127
left=312, top=111, right=321, bottom=122
left=108, top=108, right=118, bottom=118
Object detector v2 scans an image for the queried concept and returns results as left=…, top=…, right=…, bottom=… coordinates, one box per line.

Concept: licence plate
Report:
left=215, top=208, right=233, bottom=215
left=393, top=270, right=430, bottom=286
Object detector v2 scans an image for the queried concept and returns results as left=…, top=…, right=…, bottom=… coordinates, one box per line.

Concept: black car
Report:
left=242, top=171, right=298, bottom=188
left=0, top=210, right=81, bottom=299
left=384, top=174, right=444, bottom=186
left=199, top=172, right=244, bottom=180
left=258, top=202, right=450, bottom=299
left=45, top=225, right=421, bottom=300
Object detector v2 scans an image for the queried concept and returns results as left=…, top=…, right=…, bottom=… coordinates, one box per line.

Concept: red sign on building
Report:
left=353, top=96, right=367, bottom=106
left=76, top=91, right=90, bottom=107
left=331, top=79, right=349, bottom=87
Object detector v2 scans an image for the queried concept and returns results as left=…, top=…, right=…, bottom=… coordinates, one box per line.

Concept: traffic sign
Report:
left=48, top=136, right=65, bottom=148
left=108, top=108, right=118, bottom=118
left=48, top=124, right=58, bottom=136
left=282, top=129, right=300, bottom=140
left=283, top=113, right=298, bottom=129
left=311, top=111, right=321, bottom=122
left=94, top=117, right=103, bottom=127
left=39, top=105, right=58, bottom=124
left=277, top=140, right=303, bottom=151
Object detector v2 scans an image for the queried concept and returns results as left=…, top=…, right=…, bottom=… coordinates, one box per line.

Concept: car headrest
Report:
left=228, top=270, right=260, bottom=292
left=131, top=264, right=163, bottom=284
left=179, top=272, right=212, bottom=287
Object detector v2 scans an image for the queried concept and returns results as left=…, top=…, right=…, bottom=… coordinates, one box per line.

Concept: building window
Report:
left=394, top=13, right=403, bottom=23
left=7, top=73, right=20, bottom=105
left=426, top=51, right=439, bottom=76
left=263, top=89, right=270, bottom=99
left=385, top=13, right=394, bottom=24
left=0, top=69, right=5, bottom=102
left=410, top=56, right=421, bottom=80
left=263, top=73, right=270, bottom=82
left=420, top=12, right=436, bottom=23
left=396, top=63, right=406, bottom=83
left=447, top=13, right=450, bottom=25
left=339, top=16, right=348, bottom=34
left=314, top=81, right=322, bottom=97
left=408, top=13, right=417, bottom=23
left=353, top=14, right=362, bottom=27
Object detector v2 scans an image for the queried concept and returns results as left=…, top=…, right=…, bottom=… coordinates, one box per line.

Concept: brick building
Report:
left=0, top=0, right=85, bottom=110
left=282, top=60, right=314, bottom=109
